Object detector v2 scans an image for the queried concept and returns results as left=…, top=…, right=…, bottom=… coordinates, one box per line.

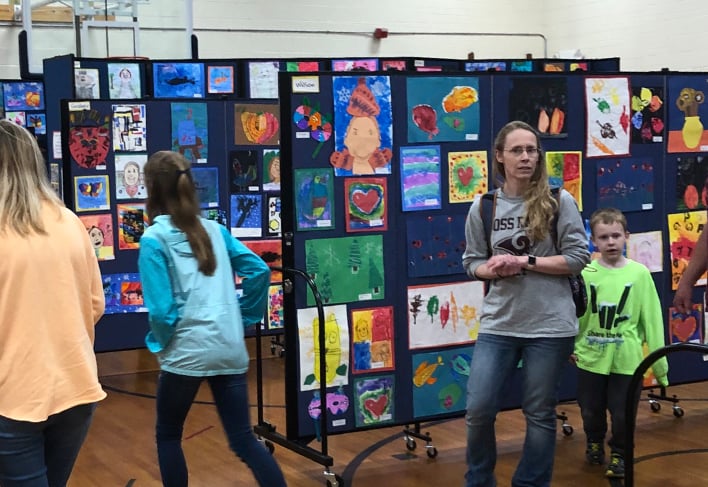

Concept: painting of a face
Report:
left=88, top=226, right=104, bottom=248
left=124, top=162, right=140, bottom=185
left=344, top=117, right=380, bottom=159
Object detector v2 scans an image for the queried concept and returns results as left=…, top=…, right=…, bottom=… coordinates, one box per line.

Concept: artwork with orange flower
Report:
left=546, top=151, right=583, bottom=210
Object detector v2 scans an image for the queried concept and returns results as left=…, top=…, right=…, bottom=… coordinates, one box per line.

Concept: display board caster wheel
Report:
left=562, top=424, right=574, bottom=436
left=426, top=445, right=438, bottom=458
left=405, top=436, right=417, bottom=451
left=324, top=471, right=343, bottom=487
left=673, top=405, right=685, bottom=417
left=650, top=400, right=661, bottom=413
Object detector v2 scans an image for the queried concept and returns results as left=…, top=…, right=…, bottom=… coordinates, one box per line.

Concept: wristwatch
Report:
left=527, top=255, right=537, bottom=268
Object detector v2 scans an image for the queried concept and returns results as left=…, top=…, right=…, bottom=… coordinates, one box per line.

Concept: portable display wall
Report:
left=278, top=69, right=708, bottom=443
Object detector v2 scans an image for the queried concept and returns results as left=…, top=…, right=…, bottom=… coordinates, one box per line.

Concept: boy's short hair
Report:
left=589, top=207, right=628, bottom=236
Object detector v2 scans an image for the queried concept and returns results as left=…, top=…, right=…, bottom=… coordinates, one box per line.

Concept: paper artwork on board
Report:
left=448, top=150, right=488, bottom=203
left=626, top=231, right=663, bottom=273
left=304, top=235, right=384, bottom=306
left=241, top=239, right=282, bottom=283
left=2, top=81, right=44, bottom=111
left=330, top=76, right=393, bottom=176
left=465, top=62, right=506, bottom=72
left=353, top=375, right=395, bottom=427
left=510, top=61, right=532, bottom=72
left=248, top=61, right=280, bottom=99
left=407, top=76, right=480, bottom=143
left=667, top=76, right=708, bottom=152
left=112, top=104, right=146, bottom=152
left=117, top=203, right=149, bottom=250
left=27, top=113, right=45, bottom=134
left=234, top=103, right=280, bottom=145
left=74, top=68, right=100, bottom=99
left=267, top=284, right=284, bottom=330
left=411, top=346, right=473, bottom=418
left=207, top=65, right=234, bottom=94
left=229, top=149, right=259, bottom=192
left=508, top=77, right=567, bottom=138
left=267, top=196, right=281, bottom=236
left=262, top=149, right=281, bottom=191
left=676, top=155, right=708, bottom=210
left=79, top=213, right=114, bottom=261
left=285, top=61, right=319, bottom=72
left=293, top=96, right=333, bottom=159
left=294, top=168, right=334, bottom=231
left=668, top=304, right=703, bottom=344
left=399, top=145, right=441, bottom=211
left=584, top=77, right=631, bottom=157
left=103, top=273, right=147, bottom=314
left=351, top=306, right=395, bottom=374
left=595, top=157, right=654, bottom=212
left=667, top=211, right=707, bottom=289
left=107, top=63, right=141, bottom=99
left=69, top=109, right=111, bottom=169
left=201, top=208, right=227, bottom=227
left=297, top=304, right=350, bottom=391
left=406, top=213, right=466, bottom=278
left=153, top=63, right=204, bottom=98
left=344, top=177, right=387, bottom=232
left=114, top=153, right=147, bottom=200
left=331, top=59, right=379, bottom=71
left=74, top=174, right=110, bottom=212
left=171, top=102, right=208, bottom=163
left=229, top=193, right=262, bottom=238
left=191, top=167, right=219, bottom=208
left=546, top=151, right=583, bottom=209
left=408, top=281, right=484, bottom=349
left=630, top=86, right=664, bottom=144
left=381, top=60, right=407, bottom=71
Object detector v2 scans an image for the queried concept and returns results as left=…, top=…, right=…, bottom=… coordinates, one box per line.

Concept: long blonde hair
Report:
left=0, top=120, right=63, bottom=236
left=493, top=120, right=557, bottom=242
left=144, top=151, right=216, bottom=276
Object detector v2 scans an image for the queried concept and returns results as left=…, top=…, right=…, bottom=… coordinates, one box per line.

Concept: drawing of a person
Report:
left=87, top=225, right=111, bottom=260
left=173, top=107, right=204, bottom=161
left=116, top=68, right=138, bottom=99
left=117, top=160, right=147, bottom=199
left=263, top=151, right=281, bottom=191
left=330, top=78, right=392, bottom=175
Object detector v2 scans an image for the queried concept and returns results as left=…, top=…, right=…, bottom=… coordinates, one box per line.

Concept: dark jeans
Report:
left=156, top=371, right=286, bottom=487
left=576, top=368, right=639, bottom=456
left=0, top=403, right=96, bottom=487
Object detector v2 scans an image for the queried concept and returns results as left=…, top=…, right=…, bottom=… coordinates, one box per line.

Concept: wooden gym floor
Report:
left=69, top=340, right=708, bottom=486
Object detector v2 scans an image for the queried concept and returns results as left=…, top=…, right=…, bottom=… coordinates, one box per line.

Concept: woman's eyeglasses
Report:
left=504, top=146, right=540, bottom=157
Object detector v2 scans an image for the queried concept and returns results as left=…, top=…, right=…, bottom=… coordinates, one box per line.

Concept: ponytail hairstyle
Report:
left=143, top=151, right=216, bottom=275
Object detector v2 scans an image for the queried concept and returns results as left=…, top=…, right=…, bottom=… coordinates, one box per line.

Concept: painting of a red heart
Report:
left=669, top=305, right=702, bottom=343
left=352, top=189, right=381, bottom=215
left=345, top=178, right=387, bottom=232
left=364, top=395, right=388, bottom=418
left=457, top=166, right=473, bottom=186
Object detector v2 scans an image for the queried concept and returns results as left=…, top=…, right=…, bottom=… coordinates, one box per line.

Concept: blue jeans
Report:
left=0, top=403, right=96, bottom=487
left=464, top=334, right=574, bottom=487
left=156, top=371, right=286, bottom=487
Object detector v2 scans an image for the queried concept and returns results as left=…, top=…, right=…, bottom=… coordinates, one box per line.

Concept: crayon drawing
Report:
left=406, top=214, right=467, bottom=278
left=344, top=177, right=387, bottom=232
left=546, top=151, right=583, bottom=209
left=171, top=102, right=208, bottom=163
left=626, top=231, right=663, bottom=273
left=79, top=213, right=114, bottom=261
left=408, top=281, right=484, bottom=349
left=667, top=211, right=707, bottom=290
left=229, top=193, right=262, bottom=238
left=448, top=150, right=488, bottom=203
left=412, top=346, right=473, bottom=418
left=400, top=145, right=441, bottom=212
left=630, top=86, right=664, bottom=144
left=584, top=76, right=631, bottom=158
left=297, top=304, right=350, bottom=391
left=353, top=375, right=395, bottom=427
left=74, top=174, right=110, bottom=212
left=295, top=168, right=334, bottom=231
left=351, top=306, right=395, bottom=374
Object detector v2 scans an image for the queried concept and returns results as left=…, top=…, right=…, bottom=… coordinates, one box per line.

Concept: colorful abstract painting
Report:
left=406, top=214, right=467, bottom=278
left=2, top=81, right=44, bottom=110
left=267, top=284, right=284, bottom=330
left=74, top=174, right=110, bottom=212
left=330, top=75, right=393, bottom=176
left=676, top=155, right=708, bottom=210
left=667, top=76, right=708, bottom=153
left=381, top=60, right=407, bottom=71
left=116, top=203, right=148, bottom=250
left=400, top=145, right=441, bottom=211
left=353, top=375, right=395, bottom=427
left=510, top=61, right=532, bottom=72
left=546, top=151, right=583, bottom=209
left=285, top=61, right=319, bottom=72
left=297, top=304, right=350, bottom=391
left=627, top=231, right=663, bottom=273
left=171, top=102, right=208, bottom=163
left=79, top=213, right=115, bottom=261
left=234, top=103, right=280, bottom=145
left=585, top=76, right=631, bottom=158
left=292, top=96, right=333, bottom=159
left=595, top=157, right=654, bottom=212
left=407, top=77, right=480, bottom=143
left=465, top=62, right=506, bottom=72
left=112, top=104, right=147, bottom=152
left=630, top=86, right=664, bottom=144
left=331, top=59, right=379, bottom=71
left=241, top=239, right=282, bottom=282
left=407, top=281, right=484, bottom=349
left=103, top=273, right=148, bottom=314
left=304, top=235, right=384, bottom=306
left=351, top=306, right=395, bottom=374
left=667, top=211, right=707, bottom=290
left=229, top=193, right=262, bottom=238
left=411, top=346, right=473, bottom=418
left=509, top=77, right=567, bottom=138
left=344, top=177, right=387, bottom=232
left=207, top=65, right=234, bottom=94
left=448, top=150, right=488, bottom=203
left=295, top=168, right=334, bottom=231
left=668, top=304, right=703, bottom=344
left=153, top=62, right=204, bottom=98
left=267, top=195, right=281, bottom=236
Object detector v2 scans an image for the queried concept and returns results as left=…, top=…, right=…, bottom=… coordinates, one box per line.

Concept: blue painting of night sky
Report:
left=230, top=193, right=262, bottom=235
left=153, top=62, right=205, bottom=98
left=596, top=157, right=654, bottom=212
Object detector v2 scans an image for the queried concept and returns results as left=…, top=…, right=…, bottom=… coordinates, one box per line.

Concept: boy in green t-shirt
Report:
left=571, top=208, right=668, bottom=479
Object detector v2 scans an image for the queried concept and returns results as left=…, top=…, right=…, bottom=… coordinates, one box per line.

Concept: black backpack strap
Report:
left=549, top=186, right=562, bottom=251
left=479, top=190, right=497, bottom=257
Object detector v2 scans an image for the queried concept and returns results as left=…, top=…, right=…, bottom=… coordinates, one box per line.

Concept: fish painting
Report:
left=449, top=353, right=471, bottom=382
left=412, top=104, right=439, bottom=140
left=165, top=76, right=196, bottom=86
left=413, top=355, right=444, bottom=387
left=442, top=86, right=478, bottom=113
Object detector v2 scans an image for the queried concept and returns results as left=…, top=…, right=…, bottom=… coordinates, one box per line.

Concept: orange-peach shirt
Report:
left=0, top=204, right=106, bottom=422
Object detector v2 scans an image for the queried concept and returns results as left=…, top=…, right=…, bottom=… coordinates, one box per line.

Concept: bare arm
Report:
left=673, top=227, right=708, bottom=314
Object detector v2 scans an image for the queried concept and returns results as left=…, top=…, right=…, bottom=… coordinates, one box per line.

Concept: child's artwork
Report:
left=546, top=151, right=583, bottom=209
left=112, top=104, right=147, bottom=152
left=248, top=61, right=280, bottom=99
left=411, top=346, right=473, bottom=418
left=297, top=304, right=350, bottom=391
left=667, top=211, right=707, bottom=289
left=171, top=102, right=208, bottom=163
left=344, top=177, right=387, bottom=232
left=676, top=155, right=708, bottom=210
left=5, top=111, right=26, bottom=126
left=330, top=76, right=393, bottom=176
left=668, top=76, right=708, bottom=152
left=351, top=306, right=395, bottom=374
left=262, top=149, right=281, bottom=191
left=234, top=103, right=280, bottom=145
left=207, top=65, right=235, bottom=94
left=400, top=145, right=441, bottom=211
left=381, top=60, right=407, bottom=71
left=408, top=281, right=484, bottom=349
left=285, top=61, right=320, bottom=72
left=191, top=166, right=219, bottom=208
left=74, top=68, right=100, bottom=99
left=107, top=63, right=140, bottom=99
left=153, top=62, right=204, bottom=98
left=406, top=213, right=467, bottom=278
left=295, top=168, right=334, bottom=231
left=267, top=195, right=281, bottom=236
left=508, top=77, right=567, bottom=137
left=668, top=304, right=703, bottom=344
left=304, top=235, right=384, bottom=306
left=292, top=96, right=333, bottom=158
left=27, top=113, right=46, bottom=134
left=241, top=239, right=282, bottom=282
left=570, top=62, right=588, bottom=72
left=596, top=157, right=654, bottom=212
left=114, top=153, right=147, bottom=200
left=331, top=59, right=379, bottom=71
left=407, top=76, right=480, bottom=143
left=584, top=76, right=631, bottom=157
left=544, top=62, right=564, bottom=72
left=69, top=108, right=110, bottom=169
left=230, top=193, right=262, bottom=238
left=103, top=273, right=148, bottom=314
left=353, top=375, right=395, bottom=427
left=630, top=86, right=664, bottom=144
left=201, top=208, right=227, bottom=227
left=304, top=387, right=351, bottom=437
left=510, top=61, right=533, bottom=72
left=465, top=61, right=506, bottom=72
left=74, top=174, right=110, bottom=212
left=627, top=231, right=663, bottom=273
left=2, top=81, right=44, bottom=110
left=229, top=149, right=259, bottom=192
left=448, top=150, right=488, bottom=203
left=79, top=213, right=115, bottom=261
left=117, top=203, right=148, bottom=249
left=267, top=284, right=284, bottom=330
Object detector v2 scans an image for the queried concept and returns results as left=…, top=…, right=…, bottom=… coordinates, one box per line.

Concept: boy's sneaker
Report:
left=606, top=453, right=625, bottom=478
left=585, top=441, right=605, bottom=465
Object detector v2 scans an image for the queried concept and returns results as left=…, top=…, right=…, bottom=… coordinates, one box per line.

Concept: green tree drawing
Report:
left=306, top=249, right=319, bottom=279
left=320, top=272, right=333, bottom=303
left=368, top=257, right=383, bottom=294
left=348, top=239, right=361, bottom=274
left=410, top=294, right=423, bottom=325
